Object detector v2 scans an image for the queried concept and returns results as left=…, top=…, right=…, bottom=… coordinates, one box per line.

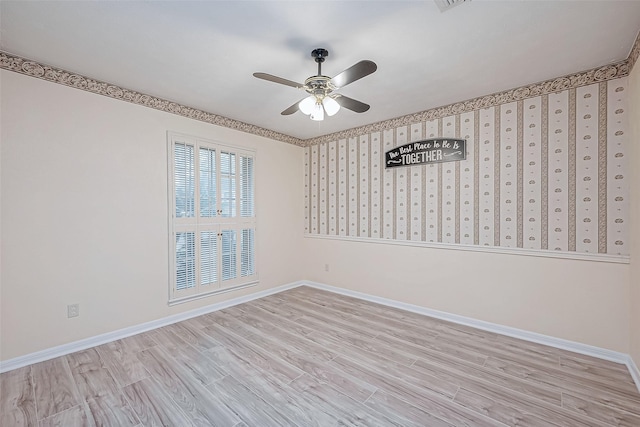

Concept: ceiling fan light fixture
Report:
left=299, top=96, right=316, bottom=115
left=310, top=101, right=324, bottom=121
left=254, top=48, right=376, bottom=120
left=322, top=96, right=340, bottom=116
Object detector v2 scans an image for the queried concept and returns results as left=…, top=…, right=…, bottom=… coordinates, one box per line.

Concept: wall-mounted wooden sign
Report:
left=385, top=138, right=467, bottom=168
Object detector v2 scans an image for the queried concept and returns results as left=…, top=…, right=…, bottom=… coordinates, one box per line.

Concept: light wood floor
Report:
left=2, top=286, right=639, bottom=426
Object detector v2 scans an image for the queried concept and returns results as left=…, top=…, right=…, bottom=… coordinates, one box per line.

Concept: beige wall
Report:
left=1, top=61, right=637, bottom=362
left=302, top=237, right=630, bottom=352
left=0, top=70, right=305, bottom=361
left=629, top=59, right=640, bottom=367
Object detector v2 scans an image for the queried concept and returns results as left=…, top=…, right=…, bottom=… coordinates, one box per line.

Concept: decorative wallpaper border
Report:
left=304, top=61, right=630, bottom=146
left=0, top=51, right=304, bottom=147
left=628, top=29, right=640, bottom=71
left=0, top=47, right=636, bottom=148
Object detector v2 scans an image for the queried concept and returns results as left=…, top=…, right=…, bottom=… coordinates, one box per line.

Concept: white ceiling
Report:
left=2, top=1, right=639, bottom=141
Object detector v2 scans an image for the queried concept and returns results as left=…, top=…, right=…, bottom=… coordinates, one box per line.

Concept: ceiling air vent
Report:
left=434, top=0, right=470, bottom=13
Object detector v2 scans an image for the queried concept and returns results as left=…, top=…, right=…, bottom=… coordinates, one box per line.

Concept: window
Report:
left=168, top=133, right=257, bottom=304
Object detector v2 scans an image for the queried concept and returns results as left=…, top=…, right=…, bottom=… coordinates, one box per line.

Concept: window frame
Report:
left=167, top=132, right=257, bottom=305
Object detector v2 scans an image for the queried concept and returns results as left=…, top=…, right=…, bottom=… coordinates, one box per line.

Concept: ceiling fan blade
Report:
left=281, top=100, right=303, bottom=115
left=335, top=95, right=370, bottom=113
left=253, top=72, right=303, bottom=89
left=330, top=60, right=377, bottom=88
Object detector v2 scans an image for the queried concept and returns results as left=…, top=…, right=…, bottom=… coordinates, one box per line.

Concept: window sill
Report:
left=168, top=280, right=259, bottom=306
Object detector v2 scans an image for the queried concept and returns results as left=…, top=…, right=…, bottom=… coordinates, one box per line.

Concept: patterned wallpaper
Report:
left=304, top=78, right=629, bottom=258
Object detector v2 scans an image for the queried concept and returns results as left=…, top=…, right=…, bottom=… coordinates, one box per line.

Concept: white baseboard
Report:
left=628, top=355, right=640, bottom=392
left=3, top=278, right=640, bottom=395
left=0, top=281, right=304, bottom=373
left=300, top=280, right=640, bottom=394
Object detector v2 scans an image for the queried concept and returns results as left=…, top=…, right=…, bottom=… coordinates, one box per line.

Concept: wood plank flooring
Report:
left=1, top=286, right=639, bottom=426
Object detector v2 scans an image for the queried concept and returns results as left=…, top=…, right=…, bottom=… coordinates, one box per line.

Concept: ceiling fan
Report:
left=253, top=48, right=377, bottom=121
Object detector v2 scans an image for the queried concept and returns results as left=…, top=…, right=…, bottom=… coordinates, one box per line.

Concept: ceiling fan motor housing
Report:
left=311, top=48, right=328, bottom=63
left=304, top=76, right=335, bottom=98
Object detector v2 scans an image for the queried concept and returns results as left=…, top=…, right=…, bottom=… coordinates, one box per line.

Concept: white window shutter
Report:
left=220, top=151, right=236, bottom=217
left=169, top=133, right=257, bottom=303
left=199, top=147, right=217, bottom=218
left=221, top=229, right=237, bottom=281
left=174, top=143, right=195, bottom=218
left=240, top=155, right=254, bottom=217
left=175, top=231, right=196, bottom=290
left=200, top=230, right=218, bottom=286
left=241, top=228, right=255, bottom=277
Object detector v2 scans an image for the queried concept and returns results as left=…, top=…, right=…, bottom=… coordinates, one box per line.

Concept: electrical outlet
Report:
left=67, top=304, right=79, bottom=318
left=324, top=263, right=329, bottom=272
